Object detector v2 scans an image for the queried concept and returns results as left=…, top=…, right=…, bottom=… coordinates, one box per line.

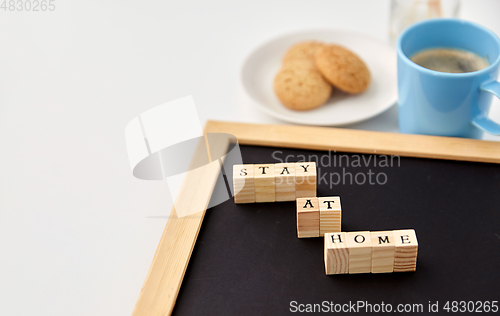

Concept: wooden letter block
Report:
left=232, top=164, right=255, bottom=204
left=370, top=231, right=395, bottom=273
left=295, top=162, right=317, bottom=198
left=325, top=229, right=418, bottom=275
left=319, top=196, right=341, bottom=236
left=324, top=232, right=348, bottom=275
left=274, top=163, right=296, bottom=202
left=346, top=231, right=372, bottom=274
left=253, top=164, right=275, bottom=203
left=393, top=229, right=418, bottom=272
left=296, top=197, right=319, bottom=238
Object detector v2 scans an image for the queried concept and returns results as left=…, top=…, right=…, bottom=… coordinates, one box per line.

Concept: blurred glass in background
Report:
left=390, top=0, right=461, bottom=46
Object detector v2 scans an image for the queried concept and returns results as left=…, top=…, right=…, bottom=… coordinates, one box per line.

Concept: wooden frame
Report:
left=132, top=120, right=500, bottom=315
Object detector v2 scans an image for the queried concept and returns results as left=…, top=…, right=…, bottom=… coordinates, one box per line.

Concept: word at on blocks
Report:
left=233, top=162, right=316, bottom=203
left=296, top=196, right=341, bottom=238
left=324, top=229, right=418, bottom=275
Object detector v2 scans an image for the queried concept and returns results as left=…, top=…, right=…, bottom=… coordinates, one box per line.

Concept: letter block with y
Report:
left=295, top=162, right=316, bottom=198
left=296, top=197, right=320, bottom=238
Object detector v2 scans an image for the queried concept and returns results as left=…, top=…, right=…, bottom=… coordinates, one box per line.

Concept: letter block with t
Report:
left=253, top=164, right=276, bottom=202
left=296, top=197, right=320, bottom=238
left=324, top=232, right=348, bottom=274
left=319, top=196, right=341, bottom=236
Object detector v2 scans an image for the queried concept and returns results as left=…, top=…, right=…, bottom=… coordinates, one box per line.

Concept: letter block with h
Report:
left=324, top=232, right=348, bottom=274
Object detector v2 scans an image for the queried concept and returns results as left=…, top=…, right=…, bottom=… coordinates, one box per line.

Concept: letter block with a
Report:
left=296, top=197, right=319, bottom=238
left=274, top=163, right=296, bottom=202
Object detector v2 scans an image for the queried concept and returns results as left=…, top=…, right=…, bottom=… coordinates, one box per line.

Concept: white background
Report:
left=1, top=1, right=500, bottom=315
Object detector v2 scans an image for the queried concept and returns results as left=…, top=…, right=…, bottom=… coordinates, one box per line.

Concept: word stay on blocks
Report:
left=296, top=196, right=341, bottom=238
left=324, top=229, right=418, bottom=275
left=233, top=162, right=316, bottom=204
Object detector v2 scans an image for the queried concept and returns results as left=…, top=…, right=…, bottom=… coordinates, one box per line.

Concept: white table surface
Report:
left=1, top=1, right=499, bottom=315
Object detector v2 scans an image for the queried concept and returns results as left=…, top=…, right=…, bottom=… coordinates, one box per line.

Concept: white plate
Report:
left=241, top=29, right=398, bottom=126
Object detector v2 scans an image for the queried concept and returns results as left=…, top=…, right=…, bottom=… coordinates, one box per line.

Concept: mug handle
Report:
left=473, top=81, right=500, bottom=135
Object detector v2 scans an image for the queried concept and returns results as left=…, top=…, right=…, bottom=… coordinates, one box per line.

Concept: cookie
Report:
left=315, top=45, right=370, bottom=94
left=283, top=41, right=325, bottom=67
left=273, top=62, right=332, bottom=111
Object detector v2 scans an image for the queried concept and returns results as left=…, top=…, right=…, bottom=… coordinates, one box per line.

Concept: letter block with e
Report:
left=394, top=229, right=418, bottom=272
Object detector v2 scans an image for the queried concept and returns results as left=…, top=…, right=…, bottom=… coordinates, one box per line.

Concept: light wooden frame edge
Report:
left=132, top=120, right=500, bottom=316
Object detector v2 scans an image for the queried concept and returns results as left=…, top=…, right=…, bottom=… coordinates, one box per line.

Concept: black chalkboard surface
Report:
left=173, top=145, right=500, bottom=315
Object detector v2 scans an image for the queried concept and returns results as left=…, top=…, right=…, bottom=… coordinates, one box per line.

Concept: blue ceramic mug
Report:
left=398, top=18, right=500, bottom=138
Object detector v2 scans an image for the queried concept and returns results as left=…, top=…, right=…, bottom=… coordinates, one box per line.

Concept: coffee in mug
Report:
left=398, top=18, right=500, bottom=138
left=410, top=48, right=489, bottom=73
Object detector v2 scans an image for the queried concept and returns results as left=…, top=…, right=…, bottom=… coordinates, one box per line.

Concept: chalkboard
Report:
left=173, top=145, right=500, bottom=315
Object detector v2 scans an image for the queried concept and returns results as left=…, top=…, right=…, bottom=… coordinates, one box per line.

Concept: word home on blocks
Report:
left=324, top=229, right=418, bottom=275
